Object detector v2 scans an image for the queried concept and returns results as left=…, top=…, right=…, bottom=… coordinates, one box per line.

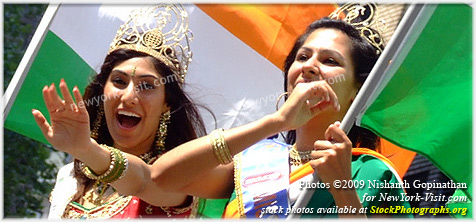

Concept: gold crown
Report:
left=329, top=3, right=386, bottom=54
left=109, top=4, right=192, bottom=83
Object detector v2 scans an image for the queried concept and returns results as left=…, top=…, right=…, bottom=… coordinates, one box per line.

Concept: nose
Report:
left=301, top=59, right=322, bottom=80
left=120, top=82, right=138, bottom=107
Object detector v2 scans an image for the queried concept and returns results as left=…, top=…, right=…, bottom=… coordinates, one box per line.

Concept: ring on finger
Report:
left=55, top=107, right=66, bottom=112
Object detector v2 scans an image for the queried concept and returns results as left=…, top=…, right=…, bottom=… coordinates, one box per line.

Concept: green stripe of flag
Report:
left=360, top=3, right=472, bottom=214
left=5, top=31, right=95, bottom=144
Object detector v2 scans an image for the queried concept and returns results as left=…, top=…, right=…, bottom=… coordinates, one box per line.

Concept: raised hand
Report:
left=310, top=121, right=352, bottom=191
left=32, top=79, right=92, bottom=154
left=275, top=80, right=340, bottom=131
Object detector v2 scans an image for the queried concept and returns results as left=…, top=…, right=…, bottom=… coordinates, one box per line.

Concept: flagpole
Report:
left=287, top=3, right=432, bottom=218
left=3, top=4, right=59, bottom=121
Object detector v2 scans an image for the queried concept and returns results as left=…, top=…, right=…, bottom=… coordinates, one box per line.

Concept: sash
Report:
left=225, top=147, right=404, bottom=218
left=234, top=139, right=290, bottom=218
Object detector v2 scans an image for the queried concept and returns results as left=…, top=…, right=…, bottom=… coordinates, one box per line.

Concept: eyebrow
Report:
left=111, top=69, right=160, bottom=80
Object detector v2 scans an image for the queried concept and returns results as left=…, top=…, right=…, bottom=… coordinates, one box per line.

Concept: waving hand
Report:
left=32, top=79, right=92, bottom=153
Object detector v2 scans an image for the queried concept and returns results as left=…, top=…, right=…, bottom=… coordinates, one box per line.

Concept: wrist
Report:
left=76, top=139, right=112, bottom=175
left=331, top=188, right=361, bottom=206
left=265, top=113, right=286, bottom=133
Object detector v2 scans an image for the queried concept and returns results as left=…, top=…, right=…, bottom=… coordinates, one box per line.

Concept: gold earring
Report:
left=156, top=110, right=171, bottom=154
left=275, top=92, right=289, bottom=111
left=91, top=104, right=104, bottom=140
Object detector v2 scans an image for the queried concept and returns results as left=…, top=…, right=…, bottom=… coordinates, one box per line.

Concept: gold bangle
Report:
left=210, top=128, right=232, bottom=165
left=216, top=129, right=233, bottom=163
left=210, top=129, right=225, bottom=164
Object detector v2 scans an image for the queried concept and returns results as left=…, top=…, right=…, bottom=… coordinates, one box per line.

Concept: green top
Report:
left=303, top=154, right=412, bottom=218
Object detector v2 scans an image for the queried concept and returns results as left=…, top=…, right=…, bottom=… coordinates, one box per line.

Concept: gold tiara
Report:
left=329, top=3, right=385, bottom=54
left=109, top=4, right=192, bottom=83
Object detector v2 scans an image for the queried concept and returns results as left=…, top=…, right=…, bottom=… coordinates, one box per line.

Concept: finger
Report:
left=32, top=109, right=52, bottom=139
left=311, top=149, right=336, bottom=159
left=59, top=79, right=75, bottom=110
left=316, top=83, right=330, bottom=102
left=309, top=100, right=333, bottom=115
left=323, top=83, right=340, bottom=111
left=43, top=85, right=58, bottom=113
left=334, top=121, right=341, bottom=128
left=307, top=82, right=327, bottom=102
left=309, top=81, right=339, bottom=111
left=72, top=86, right=87, bottom=114
left=324, top=122, right=351, bottom=145
left=313, top=140, right=335, bottom=150
left=309, top=155, right=327, bottom=169
left=47, top=83, right=65, bottom=113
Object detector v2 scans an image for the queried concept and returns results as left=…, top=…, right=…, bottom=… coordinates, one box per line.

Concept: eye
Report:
left=296, top=53, right=309, bottom=62
left=137, top=81, right=155, bottom=91
left=324, top=57, right=340, bottom=66
left=111, top=76, right=127, bottom=88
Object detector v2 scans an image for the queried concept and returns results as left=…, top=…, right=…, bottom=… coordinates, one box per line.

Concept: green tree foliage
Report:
left=3, top=4, right=65, bottom=218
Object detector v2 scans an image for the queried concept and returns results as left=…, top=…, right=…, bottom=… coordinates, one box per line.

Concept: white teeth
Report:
left=118, top=110, right=140, bottom=118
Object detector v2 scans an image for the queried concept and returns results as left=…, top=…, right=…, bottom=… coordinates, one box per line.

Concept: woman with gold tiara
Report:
left=222, top=4, right=413, bottom=218
left=42, top=5, right=204, bottom=218
left=34, top=4, right=335, bottom=219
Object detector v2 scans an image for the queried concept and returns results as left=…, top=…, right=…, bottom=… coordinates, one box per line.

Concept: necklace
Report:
left=289, top=144, right=312, bottom=166
left=139, top=148, right=161, bottom=164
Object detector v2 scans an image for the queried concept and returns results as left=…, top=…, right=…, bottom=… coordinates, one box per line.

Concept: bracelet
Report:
left=98, top=147, right=123, bottom=183
left=80, top=144, right=116, bottom=180
left=101, top=148, right=128, bottom=184
left=80, top=144, right=129, bottom=184
left=210, top=128, right=233, bottom=164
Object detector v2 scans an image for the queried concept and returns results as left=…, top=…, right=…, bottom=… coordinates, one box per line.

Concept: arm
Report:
left=33, top=79, right=339, bottom=205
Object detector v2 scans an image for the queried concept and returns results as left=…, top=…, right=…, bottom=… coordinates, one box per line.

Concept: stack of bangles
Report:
left=210, top=128, right=233, bottom=164
left=80, top=144, right=128, bottom=184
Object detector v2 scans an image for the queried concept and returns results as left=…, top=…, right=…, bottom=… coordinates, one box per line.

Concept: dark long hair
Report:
left=73, top=48, right=207, bottom=188
left=283, top=17, right=382, bottom=149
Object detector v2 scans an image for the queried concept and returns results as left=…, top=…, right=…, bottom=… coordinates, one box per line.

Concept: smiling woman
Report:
left=103, top=57, right=169, bottom=156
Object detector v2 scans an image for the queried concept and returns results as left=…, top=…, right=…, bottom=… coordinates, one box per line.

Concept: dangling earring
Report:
left=275, top=92, right=289, bottom=111
left=275, top=92, right=289, bottom=140
left=91, top=104, right=104, bottom=140
left=156, top=110, right=171, bottom=154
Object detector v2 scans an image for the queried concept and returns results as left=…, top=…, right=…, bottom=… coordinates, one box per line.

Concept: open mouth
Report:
left=117, top=110, right=142, bottom=129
